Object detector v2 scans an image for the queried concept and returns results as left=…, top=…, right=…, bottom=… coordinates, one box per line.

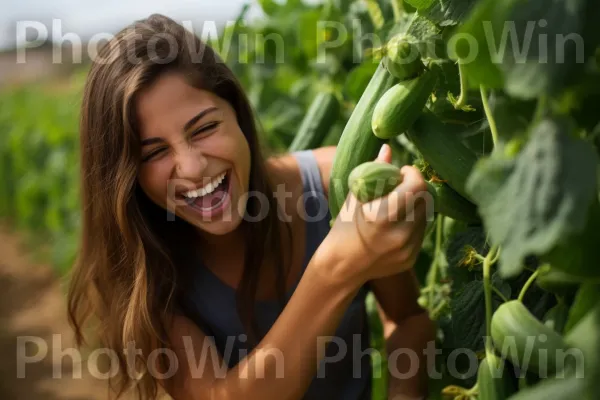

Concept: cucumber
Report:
left=477, top=353, right=518, bottom=400
left=348, top=162, right=402, bottom=203
left=383, top=34, right=424, bottom=81
left=405, top=111, right=479, bottom=202
left=288, top=91, right=340, bottom=152
left=329, top=61, right=397, bottom=220
left=371, top=69, right=438, bottom=139
left=491, top=300, right=568, bottom=376
left=426, top=180, right=480, bottom=223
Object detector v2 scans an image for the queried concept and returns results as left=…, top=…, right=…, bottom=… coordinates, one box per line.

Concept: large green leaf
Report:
left=454, top=0, right=600, bottom=97
left=466, top=116, right=599, bottom=277
left=500, top=0, right=600, bottom=99
left=420, top=0, right=478, bottom=26
left=448, top=280, right=486, bottom=351
left=564, top=301, right=600, bottom=400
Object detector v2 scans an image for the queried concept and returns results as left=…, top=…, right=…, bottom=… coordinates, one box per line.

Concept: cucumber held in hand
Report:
left=348, top=162, right=402, bottom=203
left=491, top=300, right=568, bottom=376
left=372, top=68, right=438, bottom=140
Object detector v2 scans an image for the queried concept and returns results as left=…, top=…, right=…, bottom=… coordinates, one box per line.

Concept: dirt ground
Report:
left=0, top=225, right=141, bottom=400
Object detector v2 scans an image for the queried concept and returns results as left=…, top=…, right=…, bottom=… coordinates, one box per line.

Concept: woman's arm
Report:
left=310, top=144, right=435, bottom=398
left=161, top=249, right=363, bottom=400
left=370, top=272, right=436, bottom=400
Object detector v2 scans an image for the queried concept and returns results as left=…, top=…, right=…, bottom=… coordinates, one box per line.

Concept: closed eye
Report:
left=192, top=121, right=221, bottom=137
left=142, top=147, right=167, bottom=162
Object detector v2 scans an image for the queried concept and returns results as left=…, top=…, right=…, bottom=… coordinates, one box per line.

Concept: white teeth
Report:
left=183, top=172, right=227, bottom=199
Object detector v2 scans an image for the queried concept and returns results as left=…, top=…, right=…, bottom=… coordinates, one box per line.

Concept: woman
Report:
left=67, top=13, right=435, bottom=400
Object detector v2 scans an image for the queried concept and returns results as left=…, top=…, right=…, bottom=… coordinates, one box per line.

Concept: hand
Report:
left=319, top=144, right=430, bottom=287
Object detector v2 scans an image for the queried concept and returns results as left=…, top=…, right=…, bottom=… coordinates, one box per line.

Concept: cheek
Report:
left=137, top=163, right=171, bottom=205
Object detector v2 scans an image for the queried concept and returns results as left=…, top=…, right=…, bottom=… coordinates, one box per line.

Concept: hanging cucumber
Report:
left=383, top=34, right=424, bottom=81
left=371, top=68, right=438, bottom=139
left=477, top=352, right=518, bottom=400
left=329, top=61, right=397, bottom=220
left=288, top=91, right=341, bottom=152
left=491, top=300, right=569, bottom=376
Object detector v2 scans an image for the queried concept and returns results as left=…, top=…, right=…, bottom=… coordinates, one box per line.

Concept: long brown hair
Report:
left=66, top=13, right=291, bottom=399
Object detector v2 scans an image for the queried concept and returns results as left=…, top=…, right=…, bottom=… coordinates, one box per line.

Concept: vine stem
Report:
left=427, top=215, right=444, bottom=312
left=492, top=286, right=509, bottom=303
left=391, top=0, right=402, bottom=22
left=454, top=61, right=469, bottom=109
left=518, top=269, right=541, bottom=302
left=480, top=85, right=499, bottom=148
left=483, top=244, right=500, bottom=354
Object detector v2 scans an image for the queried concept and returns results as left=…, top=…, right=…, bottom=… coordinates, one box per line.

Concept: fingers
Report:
left=363, top=165, right=428, bottom=222
left=375, top=143, right=392, bottom=164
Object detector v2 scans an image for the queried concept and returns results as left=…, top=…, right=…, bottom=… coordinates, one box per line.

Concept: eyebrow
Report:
left=141, top=106, right=219, bottom=147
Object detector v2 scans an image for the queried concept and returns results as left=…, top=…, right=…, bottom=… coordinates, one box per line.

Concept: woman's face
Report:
left=135, top=71, right=251, bottom=236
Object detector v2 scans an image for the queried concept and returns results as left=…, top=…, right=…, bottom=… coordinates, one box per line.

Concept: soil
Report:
left=0, top=225, right=144, bottom=400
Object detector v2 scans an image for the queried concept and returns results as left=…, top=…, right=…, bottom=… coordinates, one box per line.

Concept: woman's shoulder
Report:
left=265, top=146, right=336, bottom=199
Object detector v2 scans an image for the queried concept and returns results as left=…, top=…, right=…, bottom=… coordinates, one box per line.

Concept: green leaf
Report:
left=404, top=0, right=434, bottom=10
left=343, top=61, right=380, bottom=104
left=500, top=0, right=600, bottom=100
left=449, top=280, right=486, bottom=351
left=564, top=301, right=600, bottom=400
left=564, top=284, right=600, bottom=334
left=451, top=0, right=514, bottom=89
left=466, top=116, right=600, bottom=277
left=420, top=0, right=478, bottom=26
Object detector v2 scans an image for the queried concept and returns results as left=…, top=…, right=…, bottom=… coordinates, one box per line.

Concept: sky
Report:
left=0, top=0, right=266, bottom=50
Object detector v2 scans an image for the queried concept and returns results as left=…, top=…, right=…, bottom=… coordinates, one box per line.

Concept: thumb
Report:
left=375, top=143, right=392, bottom=164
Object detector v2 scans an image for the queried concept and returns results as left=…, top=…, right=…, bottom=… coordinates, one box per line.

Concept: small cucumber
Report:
left=372, top=69, right=438, bottom=139
left=477, top=353, right=518, bottom=400
left=348, top=162, right=402, bottom=203
left=491, top=300, right=568, bottom=376
left=383, top=34, right=424, bottom=81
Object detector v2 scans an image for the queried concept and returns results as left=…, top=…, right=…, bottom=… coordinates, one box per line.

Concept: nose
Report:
left=173, top=143, right=208, bottom=182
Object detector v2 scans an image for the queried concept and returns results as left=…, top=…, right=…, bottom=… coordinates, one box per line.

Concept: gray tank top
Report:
left=180, top=150, right=372, bottom=399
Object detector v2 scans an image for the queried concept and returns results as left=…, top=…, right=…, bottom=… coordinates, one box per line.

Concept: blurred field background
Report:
left=0, top=0, right=401, bottom=398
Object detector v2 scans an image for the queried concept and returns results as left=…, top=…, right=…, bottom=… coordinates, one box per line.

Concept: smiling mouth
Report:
left=183, top=170, right=231, bottom=212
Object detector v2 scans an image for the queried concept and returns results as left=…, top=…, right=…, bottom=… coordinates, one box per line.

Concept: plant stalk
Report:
left=483, top=244, right=499, bottom=354
left=518, top=268, right=540, bottom=302
left=480, top=85, right=499, bottom=147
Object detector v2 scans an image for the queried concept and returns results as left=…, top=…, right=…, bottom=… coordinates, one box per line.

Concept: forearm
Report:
left=211, top=252, right=361, bottom=400
left=385, top=311, right=436, bottom=400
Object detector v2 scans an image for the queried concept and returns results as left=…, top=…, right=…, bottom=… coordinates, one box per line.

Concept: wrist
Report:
left=308, top=242, right=365, bottom=295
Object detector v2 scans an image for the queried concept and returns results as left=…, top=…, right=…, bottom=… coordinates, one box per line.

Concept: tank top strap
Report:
left=291, top=150, right=331, bottom=244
